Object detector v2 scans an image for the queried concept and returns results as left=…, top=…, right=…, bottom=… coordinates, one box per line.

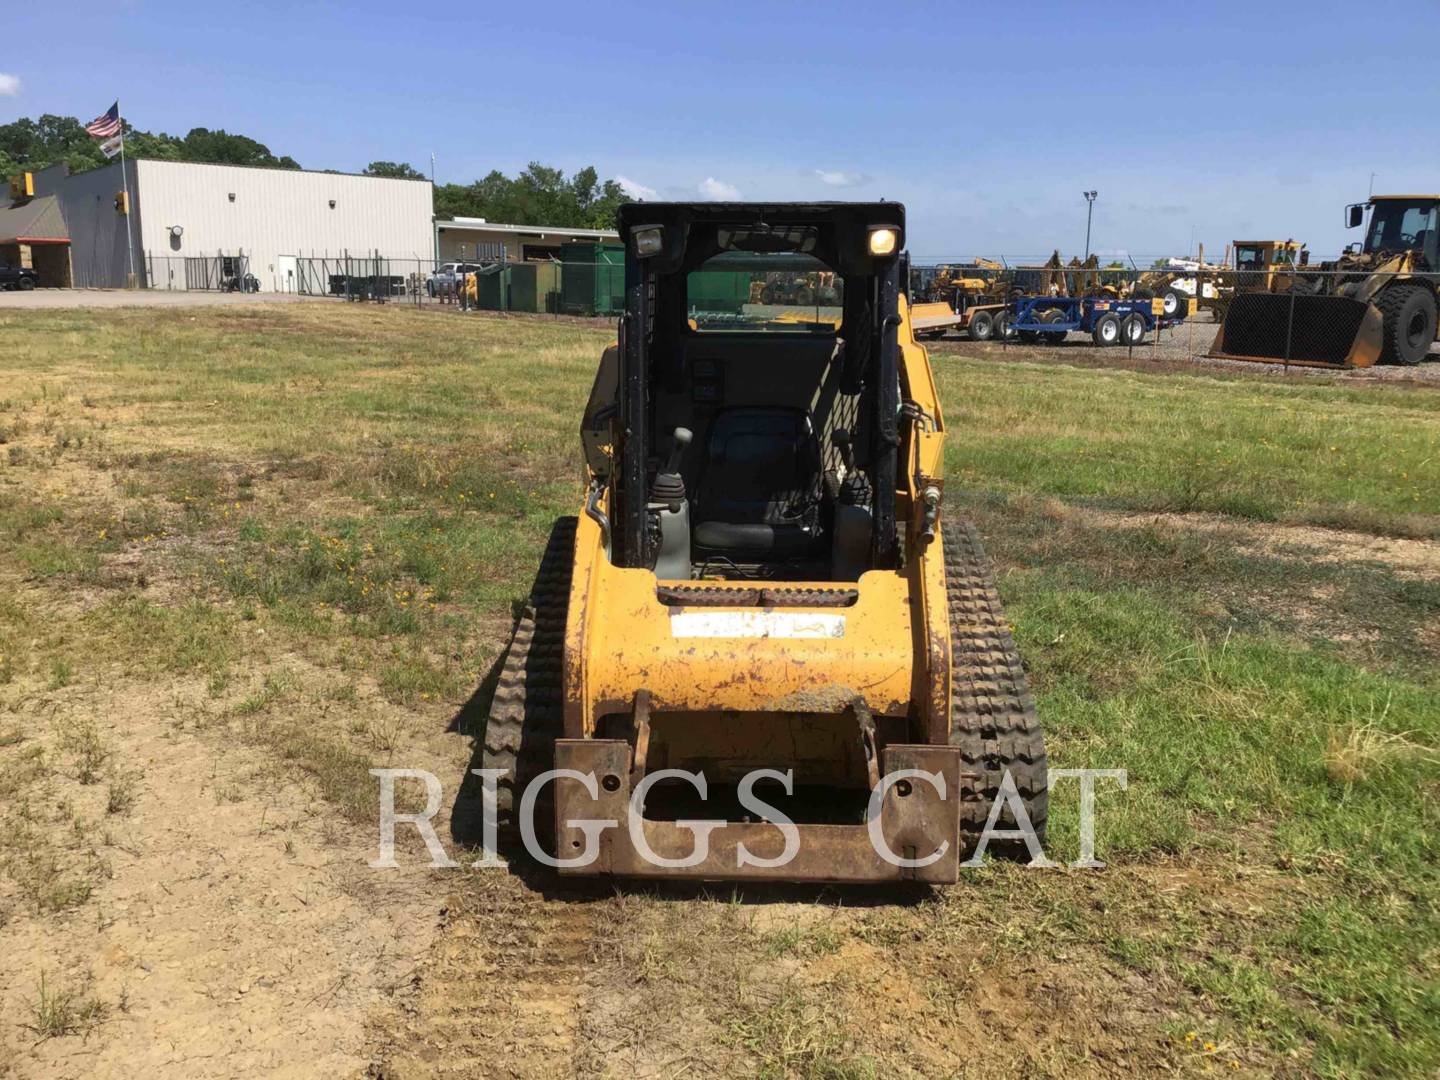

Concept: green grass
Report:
left=0, top=304, right=1436, bottom=1076
left=934, top=356, right=1440, bottom=536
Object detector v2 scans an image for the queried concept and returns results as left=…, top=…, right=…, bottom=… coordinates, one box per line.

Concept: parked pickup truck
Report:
left=427, top=262, right=483, bottom=297
left=0, top=261, right=39, bottom=291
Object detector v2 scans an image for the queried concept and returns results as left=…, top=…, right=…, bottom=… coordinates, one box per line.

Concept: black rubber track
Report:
left=482, top=517, right=576, bottom=835
left=943, top=521, right=1049, bottom=857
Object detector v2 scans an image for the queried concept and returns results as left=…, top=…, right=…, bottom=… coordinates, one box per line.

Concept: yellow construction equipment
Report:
left=483, top=203, right=1046, bottom=882
left=910, top=259, right=1010, bottom=340
left=1211, top=197, right=1440, bottom=368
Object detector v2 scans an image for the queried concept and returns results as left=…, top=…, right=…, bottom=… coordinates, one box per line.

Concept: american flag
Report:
left=84, top=102, right=122, bottom=139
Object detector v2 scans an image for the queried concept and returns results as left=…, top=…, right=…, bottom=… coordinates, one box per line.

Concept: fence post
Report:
left=1283, top=288, right=1296, bottom=372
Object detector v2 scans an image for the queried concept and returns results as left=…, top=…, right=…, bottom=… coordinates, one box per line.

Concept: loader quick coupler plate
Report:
left=550, top=740, right=963, bottom=883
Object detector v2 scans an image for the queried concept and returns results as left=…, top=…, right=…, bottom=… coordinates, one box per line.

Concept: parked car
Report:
left=427, top=262, right=483, bottom=297
left=0, top=261, right=40, bottom=291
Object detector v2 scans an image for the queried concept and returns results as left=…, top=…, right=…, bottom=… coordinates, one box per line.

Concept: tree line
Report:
left=1, top=114, right=630, bottom=230
left=363, top=160, right=626, bottom=231
left=0, top=114, right=300, bottom=178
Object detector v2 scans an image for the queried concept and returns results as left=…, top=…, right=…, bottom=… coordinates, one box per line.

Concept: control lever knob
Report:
left=665, top=427, right=692, bottom=474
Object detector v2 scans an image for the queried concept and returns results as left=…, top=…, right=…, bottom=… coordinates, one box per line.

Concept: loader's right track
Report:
left=482, top=516, right=576, bottom=837
left=943, top=522, right=1049, bottom=857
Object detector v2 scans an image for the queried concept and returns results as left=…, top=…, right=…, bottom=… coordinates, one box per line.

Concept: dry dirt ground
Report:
left=0, top=290, right=320, bottom=310
left=1, top=303, right=1435, bottom=1078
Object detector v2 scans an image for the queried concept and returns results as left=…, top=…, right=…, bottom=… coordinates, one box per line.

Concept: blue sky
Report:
left=5, top=0, right=1440, bottom=260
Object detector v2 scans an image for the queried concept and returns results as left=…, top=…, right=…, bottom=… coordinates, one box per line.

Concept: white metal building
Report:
left=33, top=160, right=434, bottom=291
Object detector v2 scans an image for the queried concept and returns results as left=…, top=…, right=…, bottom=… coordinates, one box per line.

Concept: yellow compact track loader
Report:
left=1210, top=198, right=1440, bottom=368
left=483, top=203, right=1046, bottom=883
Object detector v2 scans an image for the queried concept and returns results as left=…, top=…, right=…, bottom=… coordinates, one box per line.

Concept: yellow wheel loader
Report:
left=1201, top=240, right=1306, bottom=318
left=483, top=203, right=1046, bottom=883
left=1210, top=197, right=1440, bottom=368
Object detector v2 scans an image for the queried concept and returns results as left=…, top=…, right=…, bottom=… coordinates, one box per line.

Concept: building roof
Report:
left=0, top=195, right=68, bottom=243
left=436, top=217, right=619, bottom=240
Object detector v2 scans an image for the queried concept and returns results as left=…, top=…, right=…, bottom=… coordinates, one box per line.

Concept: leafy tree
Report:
left=432, top=162, right=627, bottom=229
left=1, top=113, right=631, bottom=231
left=0, top=114, right=301, bottom=175
left=364, top=161, right=427, bottom=180
left=176, top=127, right=297, bottom=168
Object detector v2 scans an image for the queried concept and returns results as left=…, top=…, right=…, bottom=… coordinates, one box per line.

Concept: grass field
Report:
left=0, top=302, right=1436, bottom=1078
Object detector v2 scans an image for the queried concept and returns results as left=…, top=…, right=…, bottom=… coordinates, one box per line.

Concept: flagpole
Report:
left=118, top=100, right=137, bottom=287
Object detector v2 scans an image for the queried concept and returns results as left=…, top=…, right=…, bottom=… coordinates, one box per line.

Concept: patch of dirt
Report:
left=1078, top=506, right=1440, bottom=580
left=0, top=676, right=459, bottom=1079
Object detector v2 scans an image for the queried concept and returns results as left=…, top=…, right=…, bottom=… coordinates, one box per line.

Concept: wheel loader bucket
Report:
left=1208, top=292, right=1383, bottom=369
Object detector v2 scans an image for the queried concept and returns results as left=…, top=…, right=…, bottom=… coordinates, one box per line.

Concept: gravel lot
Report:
left=927, top=309, right=1440, bottom=385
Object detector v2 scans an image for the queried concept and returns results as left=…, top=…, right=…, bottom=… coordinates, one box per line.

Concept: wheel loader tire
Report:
left=482, top=516, right=577, bottom=848
left=1376, top=284, right=1437, bottom=366
left=968, top=310, right=995, bottom=341
left=1092, top=312, right=1121, bottom=347
left=943, top=522, right=1048, bottom=859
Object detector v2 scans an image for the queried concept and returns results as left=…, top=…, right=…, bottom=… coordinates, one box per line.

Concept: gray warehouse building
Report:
left=23, top=159, right=433, bottom=291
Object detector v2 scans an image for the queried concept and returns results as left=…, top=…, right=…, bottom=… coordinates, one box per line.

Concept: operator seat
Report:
left=691, top=407, right=823, bottom=559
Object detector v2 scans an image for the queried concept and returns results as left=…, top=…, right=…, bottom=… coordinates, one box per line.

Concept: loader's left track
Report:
left=482, top=516, right=576, bottom=838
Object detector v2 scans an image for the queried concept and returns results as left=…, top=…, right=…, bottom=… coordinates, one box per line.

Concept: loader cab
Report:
left=1233, top=240, right=1304, bottom=291
left=585, top=203, right=905, bottom=584
left=1352, top=196, right=1440, bottom=267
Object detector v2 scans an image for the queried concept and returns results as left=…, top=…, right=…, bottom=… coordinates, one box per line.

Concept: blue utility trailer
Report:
left=1004, top=295, right=1182, bottom=347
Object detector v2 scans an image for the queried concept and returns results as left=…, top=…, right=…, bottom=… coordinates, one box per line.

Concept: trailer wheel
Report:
left=1376, top=284, right=1437, bottom=366
left=1092, top=312, right=1121, bottom=347
left=1120, top=314, right=1147, bottom=346
left=993, top=311, right=1014, bottom=341
left=968, top=310, right=995, bottom=341
left=1162, top=289, right=1182, bottom=317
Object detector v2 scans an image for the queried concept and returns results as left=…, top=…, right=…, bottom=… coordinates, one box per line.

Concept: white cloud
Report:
left=698, top=176, right=741, bottom=200
left=814, top=169, right=865, bottom=188
left=0, top=74, right=20, bottom=97
left=616, top=175, right=658, bottom=201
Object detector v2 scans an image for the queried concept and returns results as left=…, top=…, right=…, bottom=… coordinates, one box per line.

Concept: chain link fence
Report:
left=908, top=260, right=1440, bottom=369
left=137, top=245, right=1439, bottom=369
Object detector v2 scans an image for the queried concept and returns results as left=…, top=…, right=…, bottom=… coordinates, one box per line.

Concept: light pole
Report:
left=1083, top=190, right=1098, bottom=261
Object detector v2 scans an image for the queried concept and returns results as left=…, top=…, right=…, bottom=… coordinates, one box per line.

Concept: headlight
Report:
left=868, top=227, right=898, bottom=257
left=633, top=226, right=664, bottom=258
